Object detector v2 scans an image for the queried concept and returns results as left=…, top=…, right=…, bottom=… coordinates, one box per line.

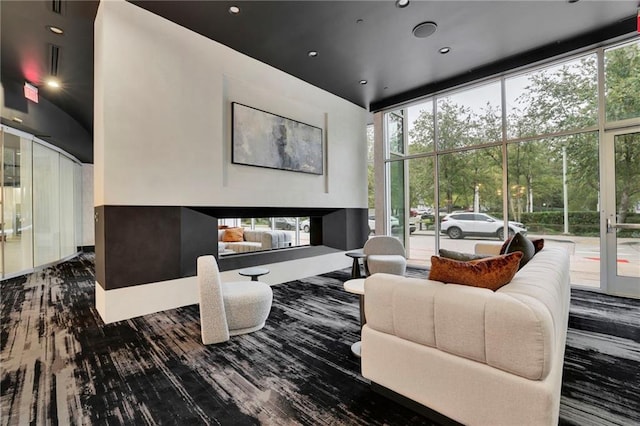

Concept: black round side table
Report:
left=345, top=250, right=366, bottom=279
left=238, top=267, right=270, bottom=281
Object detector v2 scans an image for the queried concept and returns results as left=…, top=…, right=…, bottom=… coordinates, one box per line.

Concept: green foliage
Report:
left=605, top=43, right=640, bottom=121
left=520, top=212, right=640, bottom=237
left=397, top=40, right=640, bottom=238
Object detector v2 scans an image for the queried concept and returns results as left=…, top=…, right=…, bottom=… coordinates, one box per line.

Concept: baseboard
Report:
left=95, top=251, right=352, bottom=324
left=370, top=382, right=463, bottom=426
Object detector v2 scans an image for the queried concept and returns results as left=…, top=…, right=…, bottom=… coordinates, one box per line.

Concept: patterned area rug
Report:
left=1, top=253, right=639, bottom=425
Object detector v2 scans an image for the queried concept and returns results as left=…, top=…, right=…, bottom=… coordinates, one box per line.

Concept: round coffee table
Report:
left=343, top=278, right=366, bottom=357
left=238, top=267, right=270, bottom=281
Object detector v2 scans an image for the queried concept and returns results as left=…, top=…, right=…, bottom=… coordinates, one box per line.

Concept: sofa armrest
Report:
left=262, top=231, right=292, bottom=249
left=261, top=232, right=274, bottom=249
left=365, top=274, right=444, bottom=347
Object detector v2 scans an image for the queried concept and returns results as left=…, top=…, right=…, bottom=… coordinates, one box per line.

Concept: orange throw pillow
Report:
left=428, top=252, right=523, bottom=291
left=222, top=227, right=244, bottom=242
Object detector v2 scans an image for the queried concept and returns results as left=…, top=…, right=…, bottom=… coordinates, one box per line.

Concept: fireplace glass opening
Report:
left=217, top=217, right=310, bottom=256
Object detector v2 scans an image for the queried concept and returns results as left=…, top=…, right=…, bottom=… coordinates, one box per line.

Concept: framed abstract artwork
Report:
left=231, top=102, right=323, bottom=175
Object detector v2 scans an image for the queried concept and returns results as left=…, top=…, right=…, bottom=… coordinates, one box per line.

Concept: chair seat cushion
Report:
left=222, top=281, right=273, bottom=332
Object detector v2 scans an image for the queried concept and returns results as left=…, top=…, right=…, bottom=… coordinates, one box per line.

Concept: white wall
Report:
left=93, top=0, right=367, bottom=323
left=96, top=251, right=352, bottom=324
left=95, top=0, right=368, bottom=209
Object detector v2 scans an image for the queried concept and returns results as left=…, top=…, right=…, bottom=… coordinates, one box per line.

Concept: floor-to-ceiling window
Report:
left=0, top=126, right=82, bottom=279
left=367, top=123, right=375, bottom=233
left=380, top=37, right=640, bottom=294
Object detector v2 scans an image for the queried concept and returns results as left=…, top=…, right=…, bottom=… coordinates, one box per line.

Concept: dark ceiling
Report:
left=1, top=0, right=638, bottom=143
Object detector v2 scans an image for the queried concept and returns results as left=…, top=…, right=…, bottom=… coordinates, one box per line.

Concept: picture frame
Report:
left=231, top=102, right=323, bottom=175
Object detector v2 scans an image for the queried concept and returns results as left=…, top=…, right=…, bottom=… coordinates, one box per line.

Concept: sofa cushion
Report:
left=222, top=227, right=244, bottom=242
left=435, top=284, right=493, bottom=363
left=243, top=230, right=264, bottom=243
left=502, top=232, right=535, bottom=269
left=224, top=241, right=262, bottom=253
left=439, top=248, right=490, bottom=262
left=428, top=252, right=523, bottom=291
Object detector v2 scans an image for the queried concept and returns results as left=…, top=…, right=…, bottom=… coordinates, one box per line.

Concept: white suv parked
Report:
left=440, top=212, right=526, bottom=240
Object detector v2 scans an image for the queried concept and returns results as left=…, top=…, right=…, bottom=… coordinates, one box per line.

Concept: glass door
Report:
left=602, top=128, right=640, bottom=298
left=1, top=129, right=34, bottom=278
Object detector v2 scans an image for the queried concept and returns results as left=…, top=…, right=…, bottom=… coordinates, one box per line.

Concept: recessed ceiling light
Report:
left=413, top=21, right=438, bottom=38
left=308, top=51, right=318, bottom=58
left=229, top=6, right=240, bottom=14
left=359, top=80, right=368, bottom=85
left=46, top=79, right=60, bottom=88
left=439, top=47, right=451, bottom=54
left=396, top=0, right=410, bottom=8
left=48, top=26, right=64, bottom=35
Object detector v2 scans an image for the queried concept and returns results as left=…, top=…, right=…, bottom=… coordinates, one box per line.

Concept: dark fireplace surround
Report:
left=95, top=206, right=368, bottom=291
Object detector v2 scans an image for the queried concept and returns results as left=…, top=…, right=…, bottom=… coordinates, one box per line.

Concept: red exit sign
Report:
left=24, top=82, right=38, bottom=103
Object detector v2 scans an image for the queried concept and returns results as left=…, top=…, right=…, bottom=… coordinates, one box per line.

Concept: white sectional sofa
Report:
left=217, top=229, right=292, bottom=255
left=361, top=246, right=570, bottom=426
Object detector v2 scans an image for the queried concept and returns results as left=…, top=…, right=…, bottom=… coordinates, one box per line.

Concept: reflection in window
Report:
left=506, top=54, right=597, bottom=139
left=437, top=81, right=501, bottom=150
left=217, top=217, right=309, bottom=256
left=605, top=40, right=640, bottom=122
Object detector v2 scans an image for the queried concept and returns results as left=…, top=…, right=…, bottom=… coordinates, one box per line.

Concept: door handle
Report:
left=614, top=223, right=640, bottom=230
left=607, top=218, right=640, bottom=232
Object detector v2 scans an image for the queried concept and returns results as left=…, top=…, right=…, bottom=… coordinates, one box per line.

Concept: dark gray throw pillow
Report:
left=439, top=249, right=491, bottom=262
left=503, top=232, right=535, bottom=269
